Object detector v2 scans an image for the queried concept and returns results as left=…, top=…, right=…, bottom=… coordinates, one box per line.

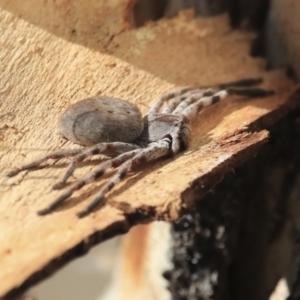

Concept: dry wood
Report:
left=0, top=1, right=298, bottom=297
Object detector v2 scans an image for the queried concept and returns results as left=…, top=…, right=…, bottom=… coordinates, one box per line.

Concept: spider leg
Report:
left=161, top=94, right=189, bottom=114
left=227, top=87, right=275, bottom=97
left=37, top=148, right=143, bottom=215
left=7, top=149, right=83, bottom=177
left=52, top=142, right=141, bottom=189
left=149, top=87, right=194, bottom=115
left=162, top=89, right=206, bottom=114
left=149, top=78, right=264, bottom=115
left=168, top=84, right=270, bottom=115
left=216, top=78, right=263, bottom=89
left=182, top=87, right=274, bottom=121
left=172, top=91, right=214, bottom=115
left=181, top=90, right=228, bottom=120
left=165, top=83, right=252, bottom=115
left=76, top=139, right=171, bottom=218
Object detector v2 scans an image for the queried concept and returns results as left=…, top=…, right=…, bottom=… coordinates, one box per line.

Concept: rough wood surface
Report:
left=0, top=1, right=297, bottom=297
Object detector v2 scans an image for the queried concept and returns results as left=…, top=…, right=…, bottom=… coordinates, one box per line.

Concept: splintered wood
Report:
left=0, top=1, right=297, bottom=298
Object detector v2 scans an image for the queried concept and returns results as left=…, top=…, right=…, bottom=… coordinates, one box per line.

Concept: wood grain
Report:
left=0, top=2, right=297, bottom=297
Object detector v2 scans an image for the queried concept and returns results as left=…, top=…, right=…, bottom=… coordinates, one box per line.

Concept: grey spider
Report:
left=7, top=78, right=274, bottom=218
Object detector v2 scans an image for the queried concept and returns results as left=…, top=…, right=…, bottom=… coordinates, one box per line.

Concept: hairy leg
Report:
left=7, top=142, right=141, bottom=179
left=172, top=91, right=213, bottom=114
left=216, top=78, right=263, bottom=89
left=76, top=139, right=170, bottom=218
left=149, top=78, right=264, bottom=115
left=37, top=148, right=143, bottom=216
left=7, top=148, right=83, bottom=177
left=161, top=90, right=203, bottom=114
left=162, top=90, right=210, bottom=114
left=182, top=88, right=274, bottom=121
left=149, top=87, right=193, bottom=115
left=52, top=142, right=141, bottom=189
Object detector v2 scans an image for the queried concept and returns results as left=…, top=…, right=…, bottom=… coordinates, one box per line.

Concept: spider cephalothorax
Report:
left=7, top=78, right=274, bottom=218
left=137, top=113, right=191, bottom=153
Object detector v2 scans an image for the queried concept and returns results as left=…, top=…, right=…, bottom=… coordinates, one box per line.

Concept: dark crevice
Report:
left=131, top=0, right=270, bottom=30
left=166, top=108, right=300, bottom=300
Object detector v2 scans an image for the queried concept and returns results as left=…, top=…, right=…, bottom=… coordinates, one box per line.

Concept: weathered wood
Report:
left=0, top=2, right=297, bottom=297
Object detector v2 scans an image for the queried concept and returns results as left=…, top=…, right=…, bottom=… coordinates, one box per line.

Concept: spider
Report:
left=7, top=78, right=274, bottom=218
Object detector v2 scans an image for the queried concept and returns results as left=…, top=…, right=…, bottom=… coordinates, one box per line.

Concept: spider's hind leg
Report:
left=37, top=149, right=142, bottom=215
left=52, top=142, right=141, bottom=190
left=76, top=139, right=170, bottom=218
left=6, top=148, right=83, bottom=177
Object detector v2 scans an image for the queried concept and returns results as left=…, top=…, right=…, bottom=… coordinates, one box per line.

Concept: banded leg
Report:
left=7, top=149, right=83, bottom=177
left=52, top=142, right=141, bottom=189
left=216, top=78, right=263, bottom=89
left=37, top=148, right=143, bottom=216
left=227, top=87, right=274, bottom=98
left=149, top=78, right=264, bottom=115
left=182, top=91, right=228, bottom=121
left=172, top=79, right=270, bottom=115
left=149, top=87, right=193, bottom=115
left=162, top=95, right=189, bottom=114
left=182, top=87, right=274, bottom=121
left=172, top=91, right=214, bottom=114
left=162, top=89, right=209, bottom=114
left=76, top=139, right=170, bottom=218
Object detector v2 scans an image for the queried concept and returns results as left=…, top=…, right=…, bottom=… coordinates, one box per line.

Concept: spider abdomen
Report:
left=59, top=96, right=144, bottom=146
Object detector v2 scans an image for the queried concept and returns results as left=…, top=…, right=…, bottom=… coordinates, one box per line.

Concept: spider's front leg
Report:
left=150, top=77, right=273, bottom=116
left=180, top=87, right=274, bottom=121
